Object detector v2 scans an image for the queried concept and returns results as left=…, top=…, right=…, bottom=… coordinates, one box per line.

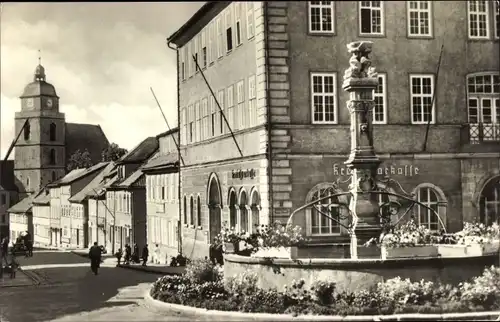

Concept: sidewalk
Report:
left=0, top=269, right=38, bottom=288
left=117, top=263, right=185, bottom=275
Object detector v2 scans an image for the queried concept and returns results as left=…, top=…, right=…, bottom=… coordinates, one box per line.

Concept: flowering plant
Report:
left=381, top=219, right=437, bottom=248
left=454, top=222, right=500, bottom=245
left=255, top=221, right=307, bottom=248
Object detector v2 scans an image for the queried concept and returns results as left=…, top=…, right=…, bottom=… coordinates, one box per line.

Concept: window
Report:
left=183, top=196, right=187, bottom=224
left=309, top=1, right=335, bottom=33
left=467, top=73, right=500, bottom=143
left=248, top=75, right=257, bottom=126
left=51, top=171, right=56, bottom=182
left=194, top=35, right=199, bottom=72
left=246, top=2, right=255, bottom=39
left=201, top=30, right=207, bottom=68
left=218, top=90, right=226, bottom=134
left=311, top=73, right=337, bottom=124
left=210, top=96, right=218, bottom=137
left=195, top=101, right=201, bottom=142
left=180, top=47, right=186, bottom=81
left=239, top=190, right=249, bottom=233
left=235, top=2, right=242, bottom=46
left=0, top=194, right=5, bottom=205
left=236, top=80, right=246, bottom=129
left=250, top=190, right=261, bottom=233
left=468, top=0, right=489, bottom=39
left=226, top=85, right=235, bottom=130
left=373, top=74, right=387, bottom=124
left=188, top=105, right=194, bottom=143
left=360, top=1, right=384, bottom=35
left=49, top=123, right=57, bottom=141
left=216, top=17, right=223, bottom=58
left=495, top=0, right=499, bottom=39
left=190, top=196, right=195, bottom=226
left=187, top=41, right=193, bottom=77
left=24, top=121, right=30, bottom=141
left=49, top=149, right=56, bottom=165
left=197, top=196, right=202, bottom=227
left=415, top=187, right=441, bottom=231
left=208, top=22, right=215, bottom=64
left=229, top=189, right=237, bottom=230
left=407, top=1, right=432, bottom=37
left=225, top=9, right=233, bottom=52
left=410, top=74, right=435, bottom=124
left=202, top=98, right=209, bottom=141
left=480, top=177, right=500, bottom=226
left=26, top=177, right=30, bottom=191
left=181, top=107, right=187, bottom=145
left=307, top=185, right=341, bottom=235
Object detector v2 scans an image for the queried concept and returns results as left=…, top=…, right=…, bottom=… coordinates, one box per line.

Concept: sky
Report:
left=0, top=2, right=204, bottom=159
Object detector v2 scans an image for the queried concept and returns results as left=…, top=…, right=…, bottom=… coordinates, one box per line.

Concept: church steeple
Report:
left=34, top=50, right=46, bottom=82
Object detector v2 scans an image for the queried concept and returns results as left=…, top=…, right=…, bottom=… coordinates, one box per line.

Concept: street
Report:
left=0, top=250, right=194, bottom=322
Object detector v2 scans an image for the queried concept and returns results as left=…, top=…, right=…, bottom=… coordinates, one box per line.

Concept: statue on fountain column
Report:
left=343, top=41, right=378, bottom=82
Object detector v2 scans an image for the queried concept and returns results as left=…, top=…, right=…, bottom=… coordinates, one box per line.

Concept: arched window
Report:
left=306, top=183, right=345, bottom=236
left=479, top=177, right=500, bottom=226
left=466, top=72, right=500, bottom=143
left=190, top=196, right=195, bottom=226
left=250, top=189, right=261, bottom=233
left=413, top=184, right=447, bottom=231
left=197, top=196, right=202, bottom=227
left=26, top=177, right=30, bottom=191
left=51, top=171, right=56, bottom=182
left=239, top=190, right=249, bottom=233
left=49, top=149, right=56, bottom=165
left=228, top=189, right=237, bottom=230
left=49, top=123, right=56, bottom=141
left=24, top=121, right=31, bottom=141
left=183, top=196, right=187, bottom=224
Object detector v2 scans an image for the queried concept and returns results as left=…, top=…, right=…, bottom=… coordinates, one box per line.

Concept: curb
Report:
left=117, top=264, right=184, bottom=275
left=144, top=290, right=500, bottom=321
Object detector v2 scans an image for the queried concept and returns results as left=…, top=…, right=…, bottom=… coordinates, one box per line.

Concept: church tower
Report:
left=14, top=58, right=66, bottom=197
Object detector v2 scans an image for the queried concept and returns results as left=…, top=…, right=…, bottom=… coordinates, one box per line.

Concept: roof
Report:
left=117, top=137, right=158, bottom=164
left=20, top=64, right=59, bottom=98
left=69, top=162, right=116, bottom=203
left=167, top=2, right=218, bottom=46
left=8, top=193, right=36, bottom=214
left=141, top=153, right=179, bottom=173
left=156, top=127, right=179, bottom=139
left=48, top=162, right=109, bottom=188
left=65, top=122, right=110, bottom=165
left=33, top=189, right=51, bottom=205
left=117, top=169, right=144, bottom=188
left=0, top=160, right=17, bottom=191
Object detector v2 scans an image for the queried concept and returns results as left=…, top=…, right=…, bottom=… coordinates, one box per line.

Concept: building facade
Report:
left=104, top=137, right=159, bottom=254
left=48, top=163, right=107, bottom=248
left=143, top=129, right=180, bottom=264
left=169, top=1, right=499, bottom=257
left=32, top=189, right=51, bottom=247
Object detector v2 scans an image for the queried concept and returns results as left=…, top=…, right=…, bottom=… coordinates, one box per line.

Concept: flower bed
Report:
left=150, top=258, right=500, bottom=316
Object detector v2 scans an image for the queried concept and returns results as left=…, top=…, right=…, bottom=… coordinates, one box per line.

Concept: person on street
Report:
left=115, top=248, right=123, bottom=267
left=141, top=244, right=149, bottom=266
left=124, top=244, right=131, bottom=265
left=1, top=237, right=8, bottom=262
left=132, top=243, right=139, bottom=263
left=88, top=242, right=102, bottom=275
left=9, top=247, right=19, bottom=279
left=153, top=244, right=160, bottom=264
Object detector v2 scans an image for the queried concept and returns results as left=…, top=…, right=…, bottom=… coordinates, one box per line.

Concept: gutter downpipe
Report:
left=167, top=39, right=183, bottom=256
left=263, top=2, right=275, bottom=223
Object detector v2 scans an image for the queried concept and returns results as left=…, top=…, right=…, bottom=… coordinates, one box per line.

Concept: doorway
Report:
left=207, top=173, right=222, bottom=243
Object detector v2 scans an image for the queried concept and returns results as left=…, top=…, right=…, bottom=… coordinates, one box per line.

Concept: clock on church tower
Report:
left=14, top=61, right=66, bottom=197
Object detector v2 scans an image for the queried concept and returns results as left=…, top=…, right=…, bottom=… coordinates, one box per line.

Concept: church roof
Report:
left=65, top=123, right=110, bottom=165
left=20, top=64, right=58, bottom=98
left=117, top=137, right=158, bottom=164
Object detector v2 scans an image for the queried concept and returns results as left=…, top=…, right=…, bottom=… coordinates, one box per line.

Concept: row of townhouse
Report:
left=6, top=136, right=161, bottom=255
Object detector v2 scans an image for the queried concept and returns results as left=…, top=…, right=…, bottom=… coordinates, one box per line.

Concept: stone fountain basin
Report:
left=223, top=252, right=499, bottom=294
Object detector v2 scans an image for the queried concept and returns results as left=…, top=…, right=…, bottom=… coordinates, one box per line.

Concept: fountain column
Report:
left=342, top=41, right=381, bottom=259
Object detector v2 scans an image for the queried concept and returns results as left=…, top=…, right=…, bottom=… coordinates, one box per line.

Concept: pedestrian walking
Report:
left=124, top=244, right=131, bottom=265
left=115, top=248, right=123, bottom=267
left=153, top=244, right=160, bottom=264
left=88, top=242, right=102, bottom=275
left=141, top=244, right=149, bottom=266
left=132, top=243, right=139, bottom=264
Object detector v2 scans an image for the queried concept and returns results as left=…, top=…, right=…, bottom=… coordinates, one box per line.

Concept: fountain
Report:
left=223, top=41, right=499, bottom=294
